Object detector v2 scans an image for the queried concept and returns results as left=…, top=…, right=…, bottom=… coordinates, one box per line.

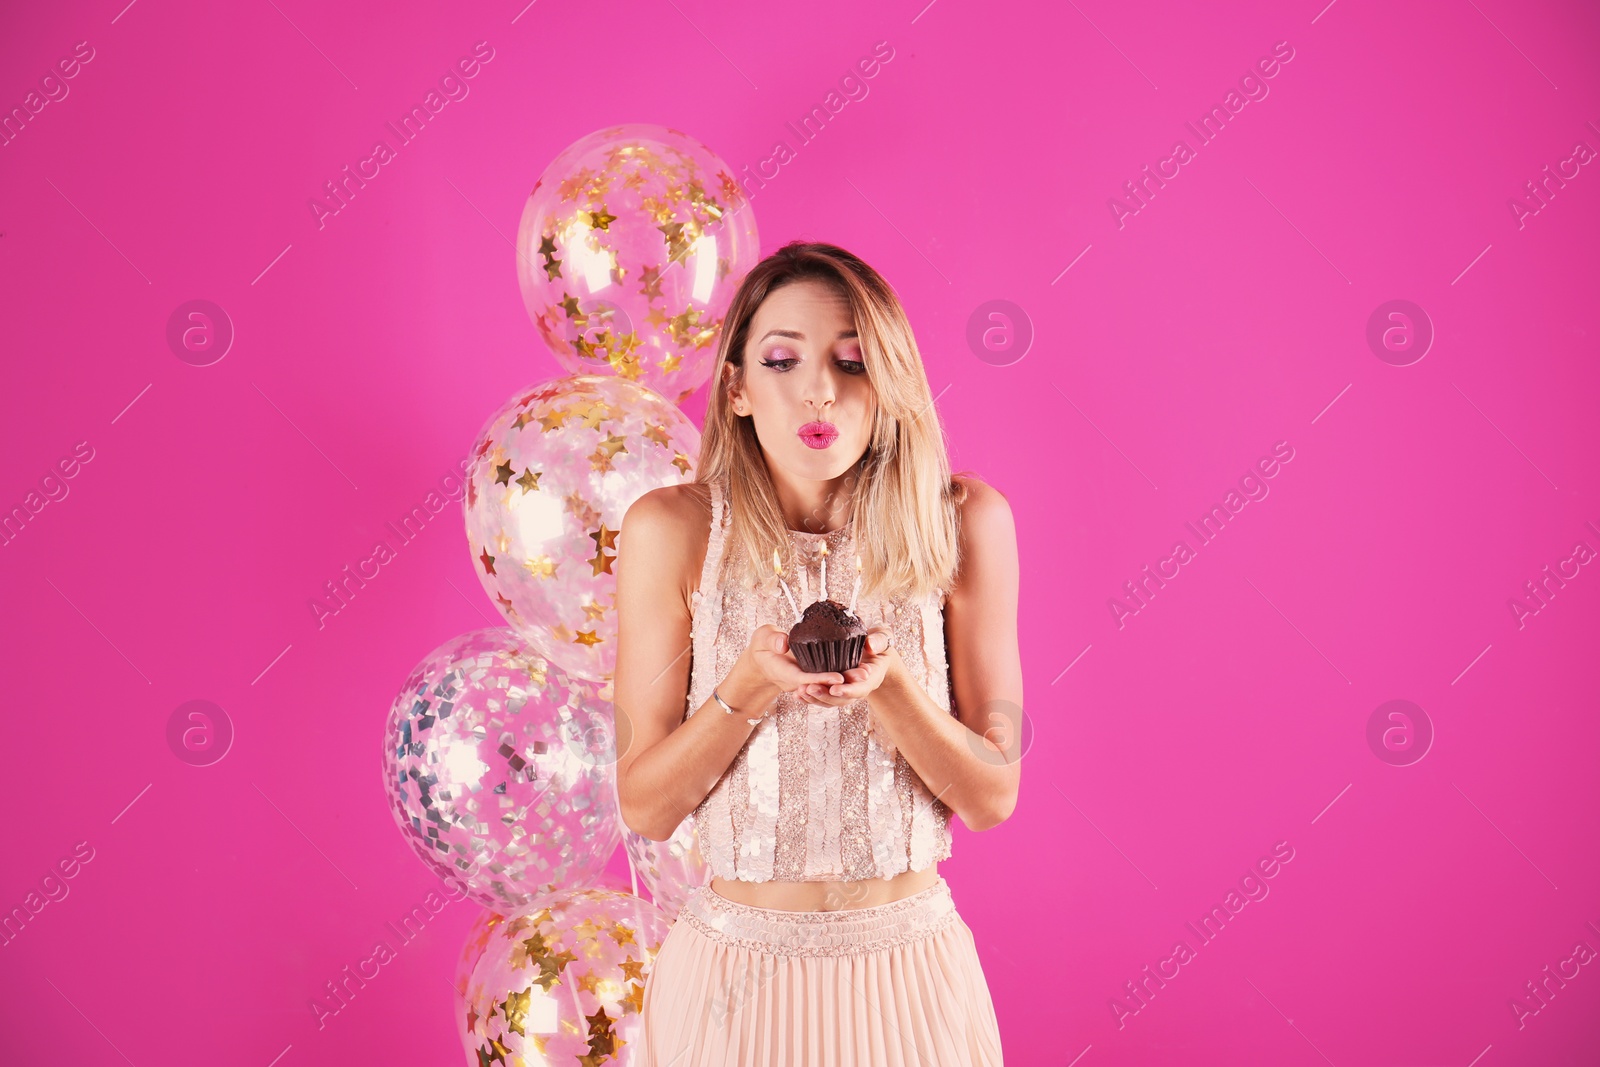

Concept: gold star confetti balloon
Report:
left=454, top=887, right=672, bottom=1067
left=465, top=374, right=699, bottom=683
left=515, top=123, right=760, bottom=403
left=380, top=628, right=621, bottom=912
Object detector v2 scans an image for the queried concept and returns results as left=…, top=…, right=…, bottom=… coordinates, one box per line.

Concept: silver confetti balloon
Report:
left=464, top=374, right=701, bottom=683
left=381, top=627, right=621, bottom=911
left=611, top=771, right=711, bottom=921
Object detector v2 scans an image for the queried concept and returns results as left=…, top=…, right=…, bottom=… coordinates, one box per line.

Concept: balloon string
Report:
left=608, top=739, right=641, bottom=899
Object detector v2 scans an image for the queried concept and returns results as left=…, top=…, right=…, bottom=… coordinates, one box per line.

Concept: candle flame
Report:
left=819, top=542, right=829, bottom=557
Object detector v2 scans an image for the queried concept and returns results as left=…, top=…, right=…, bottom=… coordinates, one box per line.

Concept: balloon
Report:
left=620, top=817, right=710, bottom=924
left=464, top=374, right=699, bottom=682
left=609, top=769, right=710, bottom=922
left=381, top=627, right=620, bottom=911
left=515, top=123, right=761, bottom=403
left=457, top=887, right=673, bottom=1066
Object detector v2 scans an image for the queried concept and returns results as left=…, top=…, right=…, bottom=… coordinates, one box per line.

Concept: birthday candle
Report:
left=819, top=541, right=829, bottom=599
left=772, top=548, right=802, bottom=622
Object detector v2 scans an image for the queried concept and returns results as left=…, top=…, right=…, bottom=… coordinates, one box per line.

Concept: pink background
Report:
left=3, top=0, right=1598, bottom=1063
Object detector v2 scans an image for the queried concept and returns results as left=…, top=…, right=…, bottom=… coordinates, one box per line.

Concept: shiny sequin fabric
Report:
left=685, top=474, right=958, bottom=883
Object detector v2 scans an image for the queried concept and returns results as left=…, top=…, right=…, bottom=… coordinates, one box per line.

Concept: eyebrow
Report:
left=757, top=328, right=859, bottom=342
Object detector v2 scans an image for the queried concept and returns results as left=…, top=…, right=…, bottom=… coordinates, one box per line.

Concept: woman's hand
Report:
left=795, top=627, right=898, bottom=707
left=744, top=623, right=846, bottom=702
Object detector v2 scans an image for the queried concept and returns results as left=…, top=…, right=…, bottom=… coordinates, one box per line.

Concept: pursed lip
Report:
left=798, top=421, right=839, bottom=448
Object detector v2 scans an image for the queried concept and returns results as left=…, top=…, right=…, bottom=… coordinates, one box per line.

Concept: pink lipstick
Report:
left=798, top=421, right=838, bottom=449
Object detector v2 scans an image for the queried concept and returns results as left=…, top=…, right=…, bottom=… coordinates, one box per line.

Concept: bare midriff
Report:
left=709, top=864, right=939, bottom=911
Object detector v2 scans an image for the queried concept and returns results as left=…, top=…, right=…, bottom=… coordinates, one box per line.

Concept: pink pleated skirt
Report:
left=637, top=876, right=1003, bottom=1066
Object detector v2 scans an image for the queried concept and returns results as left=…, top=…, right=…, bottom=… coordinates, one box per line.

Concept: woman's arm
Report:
left=612, top=487, right=784, bottom=842
left=864, top=477, right=1023, bottom=831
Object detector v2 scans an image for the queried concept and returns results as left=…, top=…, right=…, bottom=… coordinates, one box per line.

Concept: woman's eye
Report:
left=758, top=353, right=865, bottom=374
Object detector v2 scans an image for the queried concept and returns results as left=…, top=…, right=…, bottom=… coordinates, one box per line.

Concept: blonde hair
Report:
left=695, top=241, right=972, bottom=606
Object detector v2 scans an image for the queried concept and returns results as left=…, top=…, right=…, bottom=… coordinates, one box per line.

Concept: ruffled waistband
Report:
left=678, top=877, right=958, bottom=957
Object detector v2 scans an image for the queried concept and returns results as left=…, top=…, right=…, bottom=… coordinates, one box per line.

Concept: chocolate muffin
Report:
left=787, top=599, right=868, bottom=674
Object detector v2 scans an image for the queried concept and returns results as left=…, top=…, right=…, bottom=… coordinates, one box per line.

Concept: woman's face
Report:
left=725, top=278, right=877, bottom=482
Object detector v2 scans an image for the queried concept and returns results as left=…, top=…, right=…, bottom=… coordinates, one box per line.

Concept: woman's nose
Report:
left=803, top=375, right=836, bottom=411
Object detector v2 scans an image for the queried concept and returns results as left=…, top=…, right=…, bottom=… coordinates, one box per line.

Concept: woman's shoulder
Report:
left=951, top=474, right=1011, bottom=522
left=950, top=474, right=1015, bottom=552
left=620, top=482, right=718, bottom=600
left=628, top=481, right=714, bottom=531
left=942, top=475, right=1018, bottom=623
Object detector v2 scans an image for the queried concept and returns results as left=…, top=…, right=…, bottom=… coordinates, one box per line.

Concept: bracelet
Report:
left=713, top=686, right=766, bottom=726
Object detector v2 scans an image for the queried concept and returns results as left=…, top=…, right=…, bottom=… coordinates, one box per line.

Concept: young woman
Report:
left=615, top=241, right=1022, bottom=1065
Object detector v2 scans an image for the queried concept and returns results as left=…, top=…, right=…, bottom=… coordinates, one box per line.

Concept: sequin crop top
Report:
left=684, top=474, right=958, bottom=883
